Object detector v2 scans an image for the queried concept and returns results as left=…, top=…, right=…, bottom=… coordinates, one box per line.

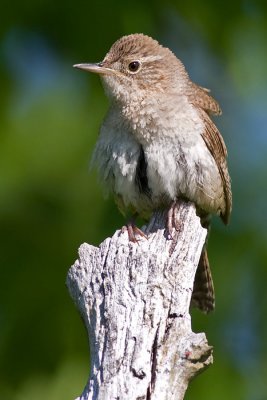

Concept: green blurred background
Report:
left=1, top=0, right=267, bottom=399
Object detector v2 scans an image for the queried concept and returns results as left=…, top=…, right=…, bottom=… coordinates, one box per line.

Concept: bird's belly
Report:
left=93, top=123, right=224, bottom=217
left=145, top=137, right=224, bottom=215
left=92, top=127, right=152, bottom=216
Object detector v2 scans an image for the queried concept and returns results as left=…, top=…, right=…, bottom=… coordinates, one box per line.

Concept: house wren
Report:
left=74, top=33, right=232, bottom=313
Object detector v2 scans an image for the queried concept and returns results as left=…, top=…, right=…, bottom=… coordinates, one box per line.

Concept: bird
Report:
left=74, top=33, right=232, bottom=313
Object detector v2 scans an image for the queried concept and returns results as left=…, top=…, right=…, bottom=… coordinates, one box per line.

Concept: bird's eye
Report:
left=128, top=61, right=140, bottom=73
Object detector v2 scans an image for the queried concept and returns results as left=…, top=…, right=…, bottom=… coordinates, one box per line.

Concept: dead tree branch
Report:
left=67, top=201, right=213, bottom=400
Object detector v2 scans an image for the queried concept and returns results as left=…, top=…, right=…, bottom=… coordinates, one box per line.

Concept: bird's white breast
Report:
left=92, top=99, right=224, bottom=216
left=91, top=108, right=150, bottom=213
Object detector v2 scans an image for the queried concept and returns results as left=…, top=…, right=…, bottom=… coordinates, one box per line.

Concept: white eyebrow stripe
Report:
left=140, top=55, right=164, bottom=63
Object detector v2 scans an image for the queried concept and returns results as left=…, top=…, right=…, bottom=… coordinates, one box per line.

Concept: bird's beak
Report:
left=73, top=62, right=114, bottom=75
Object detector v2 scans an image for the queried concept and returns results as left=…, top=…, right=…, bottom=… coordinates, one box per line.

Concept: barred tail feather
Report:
left=191, top=247, right=215, bottom=313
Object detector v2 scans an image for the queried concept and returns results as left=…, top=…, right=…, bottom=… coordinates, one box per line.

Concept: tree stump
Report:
left=66, top=201, right=213, bottom=400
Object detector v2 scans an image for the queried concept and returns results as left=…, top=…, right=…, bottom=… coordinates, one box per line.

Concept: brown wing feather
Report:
left=187, top=82, right=222, bottom=116
left=187, top=82, right=232, bottom=223
left=199, top=108, right=232, bottom=224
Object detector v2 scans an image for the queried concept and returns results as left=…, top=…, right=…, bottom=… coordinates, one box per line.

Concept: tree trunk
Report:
left=66, top=201, right=213, bottom=400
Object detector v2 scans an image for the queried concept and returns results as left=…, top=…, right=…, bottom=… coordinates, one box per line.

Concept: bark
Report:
left=66, top=201, right=213, bottom=400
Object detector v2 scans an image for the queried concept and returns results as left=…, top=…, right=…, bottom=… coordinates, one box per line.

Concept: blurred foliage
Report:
left=0, top=0, right=267, bottom=399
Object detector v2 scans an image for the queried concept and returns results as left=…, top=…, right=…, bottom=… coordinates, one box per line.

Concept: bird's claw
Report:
left=165, top=201, right=180, bottom=239
left=122, top=223, right=147, bottom=243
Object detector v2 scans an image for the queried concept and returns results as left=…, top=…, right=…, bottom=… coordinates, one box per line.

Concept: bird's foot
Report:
left=166, top=201, right=180, bottom=239
left=121, top=220, right=147, bottom=243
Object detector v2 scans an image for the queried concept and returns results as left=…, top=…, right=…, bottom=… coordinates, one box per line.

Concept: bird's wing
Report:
left=187, top=82, right=222, bottom=116
left=198, top=108, right=232, bottom=224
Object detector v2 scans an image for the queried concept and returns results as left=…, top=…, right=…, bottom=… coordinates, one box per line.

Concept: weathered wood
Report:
left=67, top=201, right=213, bottom=400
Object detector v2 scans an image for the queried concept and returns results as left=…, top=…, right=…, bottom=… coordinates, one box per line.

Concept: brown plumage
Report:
left=187, top=82, right=231, bottom=312
left=74, top=33, right=232, bottom=313
left=187, top=83, right=231, bottom=312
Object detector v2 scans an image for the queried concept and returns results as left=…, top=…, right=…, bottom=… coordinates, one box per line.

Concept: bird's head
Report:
left=74, top=34, right=188, bottom=104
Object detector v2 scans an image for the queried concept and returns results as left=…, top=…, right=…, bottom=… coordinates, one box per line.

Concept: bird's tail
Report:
left=191, top=247, right=215, bottom=313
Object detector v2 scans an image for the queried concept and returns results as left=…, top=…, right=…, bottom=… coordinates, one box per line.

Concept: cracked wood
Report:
left=67, top=201, right=213, bottom=400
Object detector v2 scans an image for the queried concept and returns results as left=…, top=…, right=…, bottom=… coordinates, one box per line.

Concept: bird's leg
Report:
left=122, top=216, right=147, bottom=243
left=166, top=201, right=180, bottom=239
